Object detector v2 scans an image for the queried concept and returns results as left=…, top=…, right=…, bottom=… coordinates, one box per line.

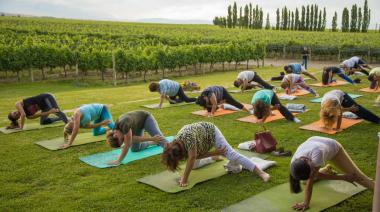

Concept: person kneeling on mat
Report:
left=321, top=66, right=356, bottom=85
left=289, top=136, right=374, bottom=211
left=251, top=89, right=301, bottom=123
left=106, top=110, right=168, bottom=166
left=320, top=89, right=380, bottom=130
left=196, top=86, right=251, bottom=117
left=284, top=63, right=318, bottom=81
left=368, top=67, right=380, bottom=90
left=62, top=104, right=114, bottom=149
left=162, top=122, right=270, bottom=187
left=149, top=79, right=196, bottom=108
left=280, top=73, right=319, bottom=97
left=233, top=70, right=274, bottom=92
left=7, top=93, right=68, bottom=129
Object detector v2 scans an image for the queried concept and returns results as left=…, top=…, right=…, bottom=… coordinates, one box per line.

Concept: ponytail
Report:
left=6, top=112, right=19, bottom=129
left=289, top=174, right=302, bottom=193
left=289, top=159, right=311, bottom=193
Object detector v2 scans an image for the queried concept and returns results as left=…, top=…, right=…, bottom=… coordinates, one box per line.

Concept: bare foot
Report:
left=254, top=167, right=270, bottom=182
left=211, top=155, right=223, bottom=161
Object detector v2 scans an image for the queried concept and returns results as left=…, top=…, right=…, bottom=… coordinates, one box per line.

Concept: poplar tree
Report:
left=322, top=7, right=327, bottom=30
left=239, top=6, right=243, bottom=28
left=350, top=4, right=357, bottom=32
left=342, top=7, right=349, bottom=32
left=244, top=5, right=249, bottom=28
left=314, top=5, right=318, bottom=31
left=291, top=12, right=294, bottom=30
left=358, top=8, right=362, bottom=32
left=332, top=11, right=338, bottom=32
left=249, top=3, right=252, bottom=28
left=265, top=13, right=270, bottom=29
left=259, top=9, right=264, bottom=29
left=283, top=6, right=288, bottom=30
left=317, top=11, right=322, bottom=31
left=362, top=0, right=368, bottom=32
left=306, top=5, right=310, bottom=31
left=310, top=5, right=314, bottom=31
left=227, top=5, right=232, bottom=28
left=276, top=8, right=280, bottom=30
left=301, top=6, right=306, bottom=30
left=295, top=8, right=299, bottom=30
left=232, top=2, right=237, bottom=28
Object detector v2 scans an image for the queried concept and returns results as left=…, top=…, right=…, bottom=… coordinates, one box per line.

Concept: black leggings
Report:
left=250, top=74, right=274, bottom=90
left=40, top=94, right=68, bottom=125
left=169, top=87, right=196, bottom=104
left=342, top=93, right=380, bottom=124
left=271, top=94, right=295, bottom=121
left=206, top=88, right=243, bottom=112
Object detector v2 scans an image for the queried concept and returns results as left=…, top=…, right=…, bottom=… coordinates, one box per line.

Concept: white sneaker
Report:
left=192, top=157, right=214, bottom=169
left=293, top=117, right=301, bottom=124
left=224, top=161, right=242, bottom=174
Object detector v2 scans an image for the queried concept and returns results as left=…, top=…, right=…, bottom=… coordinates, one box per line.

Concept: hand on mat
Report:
left=151, top=135, right=165, bottom=143
left=215, top=146, right=227, bottom=156
left=211, top=155, right=223, bottom=161
left=49, top=108, right=60, bottom=113
left=107, top=160, right=120, bottom=166
left=178, top=177, right=188, bottom=187
left=292, top=202, right=309, bottom=211
left=59, top=143, right=71, bottom=149
left=348, top=105, right=359, bottom=112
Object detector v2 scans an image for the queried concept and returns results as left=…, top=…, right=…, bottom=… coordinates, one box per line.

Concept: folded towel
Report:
left=342, top=111, right=359, bottom=119
left=279, top=94, right=297, bottom=100
left=238, top=140, right=256, bottom=151
left=222, top=103, right=241, bottom=111
left=224, top=157, right=276, bottom=173
left=286, top=103, right=306, bottom=113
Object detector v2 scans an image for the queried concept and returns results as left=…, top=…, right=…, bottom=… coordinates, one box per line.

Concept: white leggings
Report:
left=214, top=126, right=256, bottom=171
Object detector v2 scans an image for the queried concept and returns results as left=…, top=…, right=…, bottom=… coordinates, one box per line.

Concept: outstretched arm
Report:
left=241, top=79, right=249, bottom=91
left=179, top=147, right=197, bottom=187
left=293, top=169, right=318, bottom=211
left=109, top=129, right=132, bottom=165
left=209, top=94, right=218, bottom=116
left=61, top=112, right=81, bottom=148
left=302, top=71, right=318, bottom=81
left=15, top=101, right=26, bottom=129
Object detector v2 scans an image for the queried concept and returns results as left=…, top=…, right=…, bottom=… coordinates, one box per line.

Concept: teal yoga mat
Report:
left=223, top=180, right=366, bottom=212
left=80, top=136, right=174, bottom=168
left=310, top=93, right=362, bottom=103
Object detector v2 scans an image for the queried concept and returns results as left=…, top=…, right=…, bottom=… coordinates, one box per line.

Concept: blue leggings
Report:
left=93, top=106, right=115, bottom=136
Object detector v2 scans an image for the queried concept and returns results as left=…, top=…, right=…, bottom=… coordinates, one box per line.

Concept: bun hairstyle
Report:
left=368, top=74, right=375, bottom=82
left=7, top=112, right=19, bottom=129
left=320, top=99, right=340, bottom=128
left=196, top=95, right=206, bottom=108
left=161, top=140, right=186, bottom=172
left=284, top=66, right=290, bottom=73
left=253, top=100, right=270, bottom=119
left=289, top=158, right=311, bottom=193
left=106, top=131, right=121, bottom=148
left=280, top=79, right=290, bottom=90
left=149, top=82, right=159, bottom=92
left=233, top=80, right=242, bottom=88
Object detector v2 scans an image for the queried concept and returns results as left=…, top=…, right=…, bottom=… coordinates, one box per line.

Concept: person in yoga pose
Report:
left=284, top=63, right=318, bottom=80
left=62, top=103, right=114, bottom=149
left=149, top=79, right=196, bottom=108
left=289, top=136, right=374, bottom=211
left=162, top=122, right=270, bottom=187
left=196, top=86, right=251, bottom=117
left=7, top=93, right=68, bottom=129
left=251, top=89, right=301, bottom=123
left=106, top=110, right=168, bottom=165
left=321, top=66, right=357, bottom=85
left=280, top=73, right=319, bottom=97
left=233, top=70, right=274, bottom=92
left=340, top=56, right=371, bottom=76
left=368, top=67, right=380, bottom=90
left=320, top=89, right=380, bottom=130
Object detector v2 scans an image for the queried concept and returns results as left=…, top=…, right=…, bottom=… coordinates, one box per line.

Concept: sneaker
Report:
left=224, top=161, right=242, bottom=174
left=293, top=117, right=301, bottom=124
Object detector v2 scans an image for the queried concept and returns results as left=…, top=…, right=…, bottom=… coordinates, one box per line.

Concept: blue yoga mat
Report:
left=80, top=136, right=174, bottom=168
left=310, top=93, right=362, bottom=103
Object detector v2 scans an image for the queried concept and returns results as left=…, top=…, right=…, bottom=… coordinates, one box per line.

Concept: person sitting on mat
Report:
left=340, top=56, right=371, bottom=76
left=321, top=66, right=356, bottom=85
left=196, top=86, right=251, bottom=117
left=7, top=93, right=68, bottom=129
left=280, top=73, right=319, bottom=97
left=289, top=136, right=374, bottom=211
left=149, top=79, right=196, bottom=108
left=233, top=70, right=274, bottom=92
left=284, top=63, right=318, bottom=81
left=106, top=110, right=168, bottom=166
left=368, top=67, right=380, bottom=90
left=62, top=103, right=114, bottom=149
left=320, top=89, right=380, bottom=130
left=251, top=89, right=301, bottom=123
left=162, top=122, right=270, bottom=187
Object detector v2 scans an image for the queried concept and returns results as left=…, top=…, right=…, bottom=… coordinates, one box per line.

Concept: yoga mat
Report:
left=311, top=80, right=348, bottom=87
left=223, top=180, right=366, bottom=212
left=237, top=110, right=306, bottom=124
left=310, top=93, right=363, bottom=103
left=137, top=150, right=270, bottom=193
left=35, top=132, right=107, bottom=150
left=80, top=136, right=174, bottom=168
left=299, top=119, right=363, bottom=135
left=360, top=87, right=380, bottom=93
left=141, top=102, right=195, bottom=109
left=192, top=109, right=239, bottom=117
left=278, top=89, right=310, bottom=97
left=0, top=122, right=64, bottom=134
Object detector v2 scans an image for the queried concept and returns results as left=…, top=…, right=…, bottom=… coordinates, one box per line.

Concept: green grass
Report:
left=0, top=67, right=378, bottom=211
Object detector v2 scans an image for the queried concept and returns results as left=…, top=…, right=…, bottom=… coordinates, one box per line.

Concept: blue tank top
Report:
left=79, top=104, right=104, bottom=127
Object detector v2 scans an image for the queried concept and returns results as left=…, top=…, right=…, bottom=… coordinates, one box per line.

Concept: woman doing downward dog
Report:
left=321, top=66, right=356, bottom=85
left=289, top=136, right=374, bottom=211
left=162, top=122, right=270, bottom=187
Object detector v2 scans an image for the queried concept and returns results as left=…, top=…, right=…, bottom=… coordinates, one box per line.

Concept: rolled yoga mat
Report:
left=0, top=122, right=65, bottom=134
left=222, top=180, right=366, bottom=212
left=141, top=102, right=195, bottom=109
left=80, top=136, right=174, bottom=168
left=310, top=93, right=362, bottom=103
left=35, top=132, right=107, bottom=150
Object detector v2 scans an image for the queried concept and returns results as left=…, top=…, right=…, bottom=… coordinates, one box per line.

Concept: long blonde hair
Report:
left=320, top=99, right=340, bottom=128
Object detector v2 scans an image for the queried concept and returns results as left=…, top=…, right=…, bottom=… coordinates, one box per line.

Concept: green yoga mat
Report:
left=223, top=180, right=366, bottom=212
left=0, top=122, right=64, bottom=134
left=310, top=94, right=362, bottom=103
left=80, top=136, right=174, bottom=168
left=35, top=132, right=107, bottom=150
left=137, top=150, right=269, bottom=193
left=141, top=102, right=195, bottom=109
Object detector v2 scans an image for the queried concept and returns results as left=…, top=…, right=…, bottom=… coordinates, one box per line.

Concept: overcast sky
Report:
left=0, top=0, right=379, bottom=28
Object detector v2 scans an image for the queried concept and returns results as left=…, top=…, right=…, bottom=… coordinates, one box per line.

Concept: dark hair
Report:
left=353, top=78, right=361, bottom=84
left=289, top=159, right=311, bottom=193
left=233, top=80, right=241, bottom=88
left=280, top=72, right=285, bottom=76
left=149, top=82, right=159, bottom=92
left=161, top=140, right=186, bottom=172
left=368, top=75, right=375, bottom=82
left=106, top=131, right=121, bottom=148
left=284, top=66, right=290, bottom=72
left=196, top=95, right=207, bottom=108
left=321, top=67, right=329, bottom=85
left=253, top=100, right=270, bottom=119
left=7, top=112, right=19, bottom=129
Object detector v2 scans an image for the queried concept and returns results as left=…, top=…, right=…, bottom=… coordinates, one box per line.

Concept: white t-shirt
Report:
left=341, top=56, right=360, bottom=68
left=291, top=136, right=340, bottom=167
left=282, top=73, right=303, bottom=84
left=321, top=89, right=345, bottom=106
left=237, top=71, right=255, bottom=82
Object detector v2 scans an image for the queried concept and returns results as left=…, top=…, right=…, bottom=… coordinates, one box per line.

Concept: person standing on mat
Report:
left=7, top=93, right=68, bottom=129
left=340, top=56, right=371, bottom=76
left=162, top=122, right=270, bottom=187
left=106, top=110, right=168, bottom=166
left=321, top=66, right=356, bottom=85
left=280, top=73, right=319, bottom=97
left=149, top=79, right=196, bottom=108
left=368, top=67, right=380, bottom=90
left=320, top=89, right=380, bottom=130
left=301, top=47, right=310, bottom=69
left=233, top=70, right=274, bottom=92
left=196, top=86, right=251, bottom=117
left=284, top=63, right=318, bottom=81
left=289, top=136, right=374, bottom=211
left=251, top=89, right=301, bottom=123
left=62, top=104, right=114, bottom=149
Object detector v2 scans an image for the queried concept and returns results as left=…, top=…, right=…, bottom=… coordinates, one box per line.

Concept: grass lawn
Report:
left=0, top=67, right=378, bottom=211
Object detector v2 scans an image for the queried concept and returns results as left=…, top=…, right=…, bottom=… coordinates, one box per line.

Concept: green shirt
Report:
left=370, top=67, right=380, bottom=77
left=175, top=122, right=216, bottom=156
left=251, top=89, right=274, bottom=105
left=115, top=111, right=150, bottom=135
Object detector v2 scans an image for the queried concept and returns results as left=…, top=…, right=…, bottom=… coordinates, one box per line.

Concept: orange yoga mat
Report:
left=299, top=118, right=363, bottom=135
left=237, top=110, right=304, bottom=123
left=360, top=87, right=380, bottom=93
left=278, top=89, right=310, bottom=97
left=311, top=80, right=348, bottom=87
left=192, top=108, right=238, bottom=117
